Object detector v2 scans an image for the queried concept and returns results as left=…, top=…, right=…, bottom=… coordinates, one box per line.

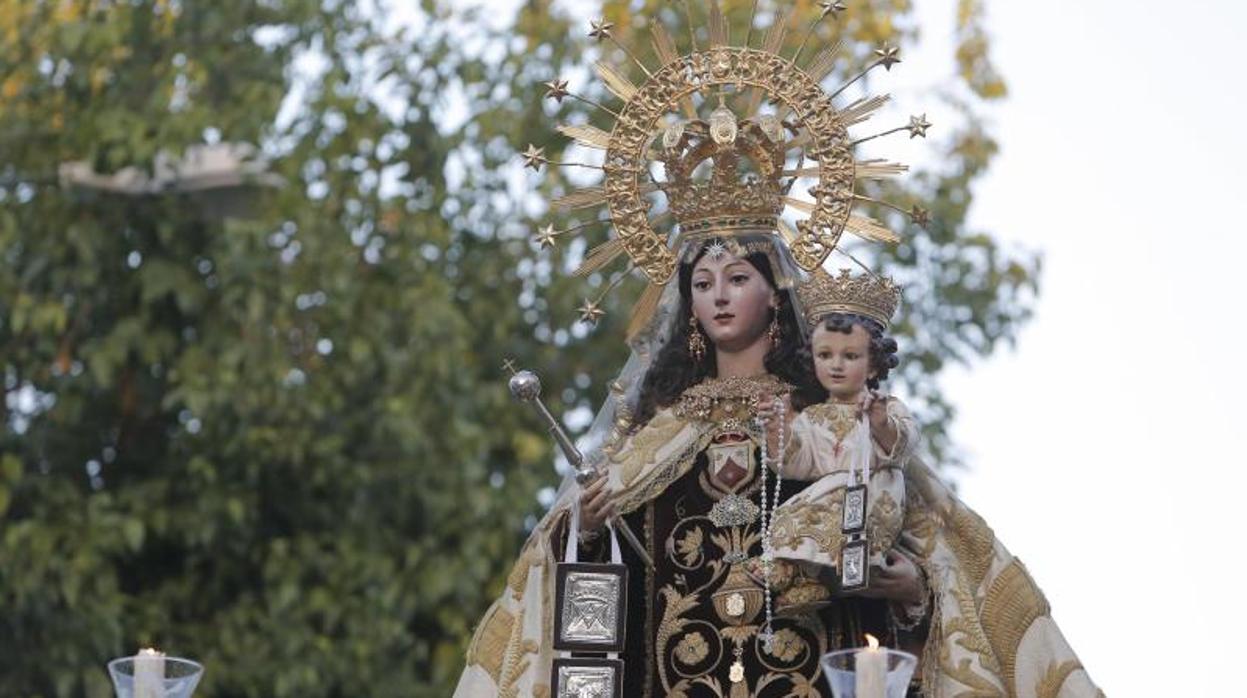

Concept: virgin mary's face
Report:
left=690, top=252, right=776, bottom=353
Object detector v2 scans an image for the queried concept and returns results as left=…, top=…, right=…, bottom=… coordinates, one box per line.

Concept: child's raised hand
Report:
left=861, top=390, right=891, bottom=432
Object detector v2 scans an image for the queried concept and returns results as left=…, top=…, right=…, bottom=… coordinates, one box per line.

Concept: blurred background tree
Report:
left=0, top=0, right=1028, bottom=696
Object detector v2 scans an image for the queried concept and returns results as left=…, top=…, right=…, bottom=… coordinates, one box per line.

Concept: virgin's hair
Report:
left=631, top=241, right=822, bottom=428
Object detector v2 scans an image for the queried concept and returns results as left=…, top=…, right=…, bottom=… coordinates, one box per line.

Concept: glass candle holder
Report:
left=820, top=647, right=917, bottom=698
left=107, top=656, right=204, bottom=698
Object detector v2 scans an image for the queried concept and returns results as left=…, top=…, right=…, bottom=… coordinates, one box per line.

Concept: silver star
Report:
left=706, top=240, right=728, bottom=259
left=588, top=19, right=614, bottom=41
left=543, top=78, right=570, bottom=103
left=535, top=223, right=558, bottom=249
left=521, top=144, right=547, bottom=171
left=910, top=204, right=930, bottom=228
left=577, top=298, right=606, bottom=325
left=820, top=1, right=847, bottom=19
left=906, top=113, right=932, bottom=139
left=874, top=45, right=902, bottom=71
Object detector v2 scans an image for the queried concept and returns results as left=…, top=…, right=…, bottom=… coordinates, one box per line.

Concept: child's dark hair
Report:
left=803, top=312, right=900, bottom=394
left=630, top=240, right=822, bottom=427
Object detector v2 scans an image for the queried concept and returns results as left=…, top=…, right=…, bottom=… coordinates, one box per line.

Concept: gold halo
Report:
left=604, top=46, right=854, bottom=283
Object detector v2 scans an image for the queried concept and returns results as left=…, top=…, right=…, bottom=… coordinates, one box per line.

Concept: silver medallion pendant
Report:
left=840, top=537, right=869, bottom=592
left=553, top=562, right=628, bottom=653
left=551, top=657, right=623, bottom=698
left=841, top=484, right=867, bottom=535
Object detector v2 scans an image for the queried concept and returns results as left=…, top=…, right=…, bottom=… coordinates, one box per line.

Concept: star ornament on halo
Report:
left=910, top=204, right=931, bottom=228
left=577, top=298, right=606, bottom=325
left=543, top=78, right=570, bottom=103
left=521, top=144, right=547, bottom=171
left=906, top=114, right=932, bottom=139
left=820, top=1, right=848, bottom=19
left=535, top=223, right=558, bottom=249
left=588, top=19, right=614, bottom=41
left=874, top=45, right=902, bottom=71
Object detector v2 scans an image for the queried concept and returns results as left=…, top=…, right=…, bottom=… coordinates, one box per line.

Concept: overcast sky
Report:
left=918, top=1, right=1245, bottom=695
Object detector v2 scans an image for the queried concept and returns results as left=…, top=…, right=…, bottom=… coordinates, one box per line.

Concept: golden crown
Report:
left=521, top=1, right=931, bottom=332
left=658, top=105, right=788, bottom=234
left=797, top=268, right=901, bottom=329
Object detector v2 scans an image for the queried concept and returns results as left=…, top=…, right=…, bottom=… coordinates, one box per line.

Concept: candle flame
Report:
left=137, top=647, right=165, bottom=658
left=865, top=633, right=880, bottom=650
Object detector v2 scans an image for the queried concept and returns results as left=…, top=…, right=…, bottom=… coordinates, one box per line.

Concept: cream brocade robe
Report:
left=453, top=405, right=1101, bottom=698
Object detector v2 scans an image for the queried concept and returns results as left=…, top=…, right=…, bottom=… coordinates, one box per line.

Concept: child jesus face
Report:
left=811, top=322, right=874, bottom=402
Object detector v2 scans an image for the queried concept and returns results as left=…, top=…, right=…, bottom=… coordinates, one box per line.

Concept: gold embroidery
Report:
left=675, top=526, right=705, bottom=567
left=506, top=539, right=541, bottom=595
left=675, top=631, right=711, bottom=665
left=614, top=408, right=690, bottom=487
left=803, top=401, right=860, bottom=442
left=946, top=504, right=997, bottom=591
left=982, top=559, right=1051, bottom=693
left=656, top=586, right=701, bottom=690
left=868, top=488, right=903, bottom=556
left=765, top=628, right=804, bottom=662
left=771, top=500, right=844, bottom=556
left=943, top=577, right=1003, bottom=676
left=497, top=607, right=538, bottom=698
left=467, top=603, right=514, bottom=681
left=1035, top=659, right=1082, bottom=698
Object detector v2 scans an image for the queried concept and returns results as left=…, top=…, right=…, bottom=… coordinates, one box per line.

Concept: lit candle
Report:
left=134, top=647, right=165, bottom=698
left=855, top=634, right=886, bottom=698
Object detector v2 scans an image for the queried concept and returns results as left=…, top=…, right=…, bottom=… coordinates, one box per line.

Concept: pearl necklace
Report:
left=756, top=397, right=785, bottom=651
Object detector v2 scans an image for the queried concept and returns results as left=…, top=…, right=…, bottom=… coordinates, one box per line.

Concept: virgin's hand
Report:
left=755, top=393, right=794, bottom=452
left=578, top=477, right=615, bottom=535
left=847, top=549, right=925, bottom=604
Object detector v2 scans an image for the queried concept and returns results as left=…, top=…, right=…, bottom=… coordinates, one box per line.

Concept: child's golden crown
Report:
left=797, top=268, right=901, bottom=329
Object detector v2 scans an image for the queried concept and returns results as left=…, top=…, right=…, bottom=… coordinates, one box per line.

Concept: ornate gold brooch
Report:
left=673, top=374, right=790, bottom=427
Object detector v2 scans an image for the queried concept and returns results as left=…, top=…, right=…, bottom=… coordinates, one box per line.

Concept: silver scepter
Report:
left=506, top=363, right=655, bottom=570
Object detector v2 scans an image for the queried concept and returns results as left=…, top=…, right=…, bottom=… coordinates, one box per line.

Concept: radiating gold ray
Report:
left=651, top=23, right=697, bottom=118
left=575, top=237, right=626, bottom=276
left=840, top=95, right=890, bottom=126
left=806, top=43, right=841, bottom=83
left=557, top=123, right=613, bottom=150
left=782, top=166, right=822, bottom=178
left=627, top=281, right=666, bottom=339
left=707, top=0, right=728, bottom=47
left=854, top=159, right=908, bottom=179
left=596, top=61, right=638, bottom=102
left=744, top=0, right=760, bottom=48
left=845, top=214, right=899, bottom=243
left=745, top=8, right=791, bottom=115
left=777, top=218, right=798, bottom=244
left=783, top=197, right=816, bottom=214
left=552, top=186, right=607, bottom=210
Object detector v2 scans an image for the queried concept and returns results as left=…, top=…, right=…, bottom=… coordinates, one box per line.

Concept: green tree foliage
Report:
left=0, top=1, right=1029, bottom=696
